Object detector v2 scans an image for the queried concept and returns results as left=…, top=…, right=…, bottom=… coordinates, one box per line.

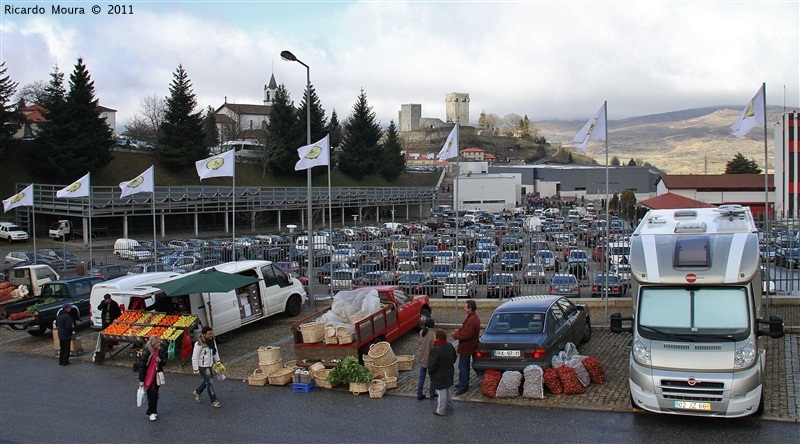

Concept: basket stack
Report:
left=364, top=341, right=398, bottom=378
left=324, top=325, right=338, bottom=344
left=300, top=321, right=325, bottom=343
left=258, top=346, right=282, bottom=376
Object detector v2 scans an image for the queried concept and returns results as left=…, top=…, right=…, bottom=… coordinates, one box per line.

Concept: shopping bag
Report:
left=167, top=340, right=176, bottom=360
left=136, top=386, right=145, bottom=407
left=156, top=371, right=166, bottom=386
left=212, top=362, right=227, bottom=381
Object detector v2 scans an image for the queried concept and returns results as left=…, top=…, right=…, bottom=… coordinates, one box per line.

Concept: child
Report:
left=427, top=329, right=457, bottom=416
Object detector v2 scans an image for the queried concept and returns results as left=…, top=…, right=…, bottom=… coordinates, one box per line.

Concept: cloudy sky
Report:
left=2, top=1, right=798, bottom=131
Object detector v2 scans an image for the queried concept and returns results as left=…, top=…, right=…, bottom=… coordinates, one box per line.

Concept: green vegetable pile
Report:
left=25, top=298, right=63, bottom=314
left=327, top=355, right=373, bottom=384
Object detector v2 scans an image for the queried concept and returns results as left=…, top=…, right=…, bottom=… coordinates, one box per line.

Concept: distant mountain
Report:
left=535, top=106, right=789, bottom=174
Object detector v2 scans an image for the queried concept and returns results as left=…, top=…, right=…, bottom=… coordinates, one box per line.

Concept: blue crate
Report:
left=292, top=381, right=315, bottom=393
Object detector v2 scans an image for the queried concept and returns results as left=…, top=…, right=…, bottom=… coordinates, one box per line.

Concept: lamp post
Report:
left=281, top=50, right=314, bottom=307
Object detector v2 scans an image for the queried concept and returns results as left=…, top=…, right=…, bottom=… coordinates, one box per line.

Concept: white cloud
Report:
left=2, top=1, right=797, bottom=131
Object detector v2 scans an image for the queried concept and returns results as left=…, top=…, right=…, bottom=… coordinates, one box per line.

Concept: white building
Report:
left=453, top=172, right=521, bottom=212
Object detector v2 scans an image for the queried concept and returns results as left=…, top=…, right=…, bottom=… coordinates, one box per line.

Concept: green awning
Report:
left=154, top=267, right=260, bottom=297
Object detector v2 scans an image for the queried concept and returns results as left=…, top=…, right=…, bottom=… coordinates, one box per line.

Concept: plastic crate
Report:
left=292, top=381, right=315, bottom=393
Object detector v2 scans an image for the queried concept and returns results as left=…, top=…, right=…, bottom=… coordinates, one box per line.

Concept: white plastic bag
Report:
left=136, top=386, right=145, bottom=407
left=564, top=342, right=578, bottom=360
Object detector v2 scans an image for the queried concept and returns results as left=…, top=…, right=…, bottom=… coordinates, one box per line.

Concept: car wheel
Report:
left=284, top=294, right=302, bottom=317
left=581, top=318, right=592, bottom=343
left=418, top=307, right=432, bottom=329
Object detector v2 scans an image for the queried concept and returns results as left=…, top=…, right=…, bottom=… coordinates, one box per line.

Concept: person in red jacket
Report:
left=451, top=299, right=480, bottom=396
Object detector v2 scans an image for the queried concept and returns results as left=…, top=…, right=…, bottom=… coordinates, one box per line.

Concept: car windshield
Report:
left=486, top=312, right=545, bottom=334
left=552, top=276, right=577, bottom=284
left=431, top=265, right=452, bottom=273
left=490, top=275, right=513, bottom=284
left=638, top=287, right=749, bottom=338
left=400, top=274, right=424, bottom=283
left=465, top=264, right=484, bottom=271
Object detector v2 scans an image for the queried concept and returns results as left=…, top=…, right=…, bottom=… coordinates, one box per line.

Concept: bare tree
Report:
left=218, top=108, right=248, bottom=143
left=124, top=94, right=166, bottom=147
left=255, top=129, right=281, bottom=178
left=15, top=80, right=47, bottom=106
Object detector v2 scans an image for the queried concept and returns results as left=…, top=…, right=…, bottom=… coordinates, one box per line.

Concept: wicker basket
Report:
left=312, top=369, right=339, bottom=389
left=247, top=368, right=268, bottom=386
left=284, top=360, right=298, bottom=370
left=300, top=321, right=325, bottom=343
left=365, top=359, right=399, bottom=378
left=324, top=336, right=339, bottom=344
left=324, top=325, right=336, bottom=338
left=308, top=362, right=326, bottom=374
left=258, top=346, right=281, bottom=364
left=396, top=355, right=414, bottom=371
left=349, top=381, right=370, bottom=395
left=259, top=361, right=282, bottom=375
left=268, top=367, right=295, bottom=386
left=369, top=379, right=386, bottom=399
left=382, top=371, right=397, bottom=389
left=337, top=332, right=355, bottom=345
left=367, top=341, right=395, bottom=366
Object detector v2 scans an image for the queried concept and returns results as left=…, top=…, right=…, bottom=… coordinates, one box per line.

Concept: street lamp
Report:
left=282, top=50, right=314, bottom=307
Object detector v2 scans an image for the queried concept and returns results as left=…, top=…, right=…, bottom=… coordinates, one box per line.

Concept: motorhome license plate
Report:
left=674, top=401, right=711, bottom=410
left=493, top=350, right=520, bottom=357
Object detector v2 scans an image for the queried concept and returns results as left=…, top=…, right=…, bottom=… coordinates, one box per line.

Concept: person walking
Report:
left=97, top=294, right=122, bottom=351
left=416, top=318, right=437, bottom=400
left=452, top=299, right=480, bottom=396
left=139, top=335, right=167, bottom=421
left=428, top=329, right=457, bottom=416
left=75, top=261, right=85, bottom=276
left=192, top=326, right=221, bottom=408
left=55, top=304, right=75, bottom=366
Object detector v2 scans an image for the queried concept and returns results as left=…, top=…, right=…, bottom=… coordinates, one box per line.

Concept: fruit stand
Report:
left=93, top=311, right=199, bottom=363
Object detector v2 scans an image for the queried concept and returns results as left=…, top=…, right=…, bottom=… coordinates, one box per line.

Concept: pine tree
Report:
left=34, top=58, right=113, bottom=181
left=265, top=84, right=302, bottom=176
left=159, top=65, right=206, bottom=171
left=338, top=89, right=382, bottom=180
left=297, top=84, right=329, bottom=177
left=628, top=158, right=637, bottom=166
left=379, top=120, right=405, bottom=182
left=327, top=110, right=343, bottom=149
left=0, top=62, right=21, bottom=156
left=725, top=152, right=761, bottom=174
left=202, top=106, right=219, bottom=149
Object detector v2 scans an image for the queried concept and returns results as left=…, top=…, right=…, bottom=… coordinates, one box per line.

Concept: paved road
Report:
left=0, top=352, right=795, bottom=444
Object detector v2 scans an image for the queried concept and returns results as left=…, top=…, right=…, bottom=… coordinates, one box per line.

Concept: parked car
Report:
left=395, top=260, right=421, bottom=276
left=0, top=222, right=28, bottom=243
left=357, top=270, right=399, bottom=287
left=472, top=295, right=592, bottom=374
left=500, top=251, right=522, bottom=271
left=127, top=263, right=173, bottom=274
left=398, top=272, right=439, bottom=296
left=3, top=251, right=54, bottom=266
left=464, top=262, right=491, bottom=284
left=330, top=268, right=362, bottom=291
left=591, top=274, right=626, bottom=297
left=420, top=245, right=440, bottom=262
left=610, top=263, right=632, bottom=285
left=549, top=273, right=580, bottom=298
left=486, top=273, right=519, bottom=299
left=429, top=264, right=454, bottom=284
left=89, top=264, right=130, bottom=280
left=535, top=250, right=556, bottom=270
left=442, top=272, right=477, bottom=298
left=316, top=261, right=348, bottom=284
left=522, top=263, right=546, bottom=284
left=566, top=249, right=589, bottom=265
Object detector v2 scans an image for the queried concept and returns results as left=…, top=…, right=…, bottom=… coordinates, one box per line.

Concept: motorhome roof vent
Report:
left=714, top=204, right=747, bottom=220
left=645, top=215, right=666, bottom=225
left=674, top=221, right=707, bottom=234
left=674, top=236, right=710, bottom=268
left=674, top=210, right=697, bottom=219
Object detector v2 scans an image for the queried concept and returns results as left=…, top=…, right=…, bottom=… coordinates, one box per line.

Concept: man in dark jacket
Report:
left=428, top=329, right=456, bottom=416
left=451, top=299, right=480, bottom=395
left=56, top=304, right=75, bottom=366
left=98, top=294, right=122, bottom=350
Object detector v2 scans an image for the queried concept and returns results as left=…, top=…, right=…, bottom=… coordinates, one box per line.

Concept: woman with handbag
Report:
left=138, top=335, right=167, bottom=421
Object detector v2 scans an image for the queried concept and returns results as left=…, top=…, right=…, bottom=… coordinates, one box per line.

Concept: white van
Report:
left=7, top=265, right=60, bottom=296
left=114, top=238, right=154, bottom=261
left=294, top=235, right=331, bottom=252
left=89, top=272, right=182, bottom=329
left=153, top=260, right=307, bottom=340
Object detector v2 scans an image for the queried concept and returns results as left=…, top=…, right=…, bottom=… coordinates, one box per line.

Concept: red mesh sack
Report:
left=557, top=366, right=585, bottom=395
left=582, top=357, right=605, bottom=384
left=542, top=367, right=563, bottom=395
left=481, top=369, right=502, bottom=398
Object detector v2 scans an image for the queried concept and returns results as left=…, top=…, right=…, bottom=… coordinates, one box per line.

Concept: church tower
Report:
left=264, top=74, right=278, bottom=106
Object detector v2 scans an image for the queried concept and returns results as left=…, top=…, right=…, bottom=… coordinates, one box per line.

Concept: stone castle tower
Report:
left=399, top=104, right=422, bottom=132
left=263, top=74, right=278, bottom=106
left=446, top=93, right=470, bottom=126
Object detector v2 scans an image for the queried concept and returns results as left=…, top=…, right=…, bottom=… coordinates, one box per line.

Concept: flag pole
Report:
left=455, top=124, right=460, bottom=320
left=232, top=161, right=236, bottom=261
left=152, top=171, right=157, bottom=270
left=762, top=82, right=770, bottom=313
left=88, top=174, right=93, bottom=269
left=328, top=160, right=333, bottom=297
left=603, top=101, right=609, bottom=322
left=32, top=186, right=37, bottom=265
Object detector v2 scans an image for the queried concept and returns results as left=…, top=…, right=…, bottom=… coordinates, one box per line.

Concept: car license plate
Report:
left=493, top=350, right=520, bottom=358
left=674, top=401, right=711, bottom=410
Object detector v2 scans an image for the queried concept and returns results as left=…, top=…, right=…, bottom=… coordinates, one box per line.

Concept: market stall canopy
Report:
left=154, top=268, right=261, bottom=297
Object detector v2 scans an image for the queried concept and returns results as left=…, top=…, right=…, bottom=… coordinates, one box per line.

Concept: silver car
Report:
left=443, top=272, right=477, bottom=298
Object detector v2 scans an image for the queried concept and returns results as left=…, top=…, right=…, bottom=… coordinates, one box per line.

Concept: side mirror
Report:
left=757, top=315, right=784, bottom=339
left=610, top=312, right=633, bottom=334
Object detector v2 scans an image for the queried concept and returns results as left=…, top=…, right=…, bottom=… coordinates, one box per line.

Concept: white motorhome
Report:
left=89, top=272, right=183, bottom=329
left=135, top=260, right=307, bottom=341
left=611, top=205, right=784, bottom=418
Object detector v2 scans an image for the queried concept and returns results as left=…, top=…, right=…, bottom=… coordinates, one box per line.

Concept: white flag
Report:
left=572, top=104, right=606, bottom=153
left=437, top=124, right=459, bottom=161
left=3, top=184, right=34, bottom=212
left=731, top=84, right=765, bottom=138
left=196, top=149, right=235, bottom=180
left=56, top=173, right=90, bottom=198
left=294, top=135, right=330, bottom=171
left=119, top=165, right=154, bottom=198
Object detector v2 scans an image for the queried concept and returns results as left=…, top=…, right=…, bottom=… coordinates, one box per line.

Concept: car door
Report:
left=391, top=288, right=416, bottom=333
left=547, top=303, right=575, bottom=354
left=556, top=297, right=584, bottom=342
left=260, top=264, right=294, bottom=314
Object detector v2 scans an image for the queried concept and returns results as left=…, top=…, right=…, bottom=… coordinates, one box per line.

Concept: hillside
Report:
left=535, top=106, right=787, bottom=174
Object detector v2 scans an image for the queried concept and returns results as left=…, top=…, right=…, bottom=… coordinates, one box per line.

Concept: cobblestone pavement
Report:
left=2, top=298, right=797, bottom=422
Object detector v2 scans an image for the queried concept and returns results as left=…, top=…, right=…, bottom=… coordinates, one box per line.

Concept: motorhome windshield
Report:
left=638, top=287, right=750, bottom=340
